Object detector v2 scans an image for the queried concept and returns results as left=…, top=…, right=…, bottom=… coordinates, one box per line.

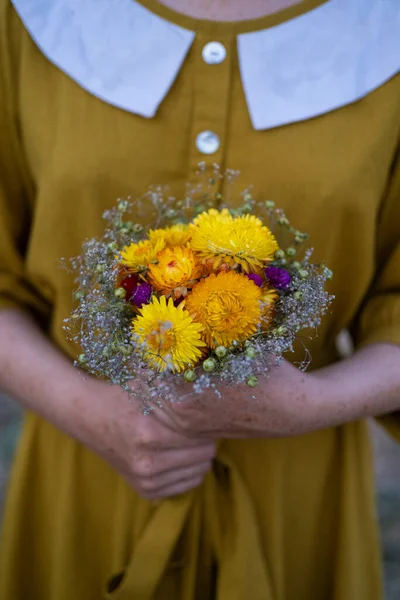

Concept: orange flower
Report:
left=185, top=270, right=262, bottom=348
left=148, top=245, right=202, bottom=298
left=119, top=238, right=165, bottom=272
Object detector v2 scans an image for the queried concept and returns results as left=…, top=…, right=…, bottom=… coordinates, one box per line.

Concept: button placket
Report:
left=188, top=34, right=233, bottom=190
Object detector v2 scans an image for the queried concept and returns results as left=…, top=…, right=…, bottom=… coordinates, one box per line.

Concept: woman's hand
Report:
left=74, top=378, right=217, bottom=499
left=155, top=359, right=318, bottom=439
left=155, top=343, right=400, bottom=440
left=0, top=309, right=216, bottom=500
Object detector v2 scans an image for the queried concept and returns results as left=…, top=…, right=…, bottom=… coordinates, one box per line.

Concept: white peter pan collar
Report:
left=10, top=0, right=400, bottom=130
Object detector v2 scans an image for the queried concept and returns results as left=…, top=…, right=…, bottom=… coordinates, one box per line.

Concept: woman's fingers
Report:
left=134, top=459, right=212, bottom=499
left=134, top=443, right=216, bottom=476
left=149, top=475, right=205, bottom=499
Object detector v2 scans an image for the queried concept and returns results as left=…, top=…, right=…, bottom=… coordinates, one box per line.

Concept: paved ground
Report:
left=0, top=394, right=22, bottom=518
left=0, top=393, right=399, bottom=597
left=371, top=420, right=400, bottom=599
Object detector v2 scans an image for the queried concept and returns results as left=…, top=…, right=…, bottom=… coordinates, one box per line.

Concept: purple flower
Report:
left=246, top=273, right=263, bottom=287
left=131, top=283, right=152, bottom=308
left=265, top=266, right=291, bottom=290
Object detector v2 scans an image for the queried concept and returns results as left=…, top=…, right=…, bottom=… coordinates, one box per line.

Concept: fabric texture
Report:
left=0, top=0, right=400, bottom=598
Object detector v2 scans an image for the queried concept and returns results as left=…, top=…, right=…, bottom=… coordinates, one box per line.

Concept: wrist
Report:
left=307, top=364, right=367, bottom=430
left=254, top=362, right=322, bottom=437
left=57, top=371, right=115, bottom=449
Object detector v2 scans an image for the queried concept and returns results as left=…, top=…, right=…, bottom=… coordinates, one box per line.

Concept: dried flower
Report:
left=148, top=224, right=191, bottom=248
left=148, top=245, right=202, bottom=298
left=131, top=282, right=152, bottom=308
left=190, top=209, right=278, bottom=273
left=64, top=171, right=333, bottom=401
left=119, top=238, right=165, bottom=271
left=247, top=273, right=263, bottom=287
left=132, top=296, right=205, bottom=373
left=265, top=266, right=291, bottom=290
left=120, top=273, right=139, bottom=298
left=185, top=271, right=261, bottom=348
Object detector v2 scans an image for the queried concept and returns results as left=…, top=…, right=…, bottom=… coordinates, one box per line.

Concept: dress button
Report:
left=202, top=41, right=227, bottom=65
left=196, top=131, right=220, bottom=155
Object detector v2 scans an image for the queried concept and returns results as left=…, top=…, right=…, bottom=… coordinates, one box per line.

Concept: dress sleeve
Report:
left=352, top=145, right=400, bottom=442
left=0, top=1, right=51, bottom=324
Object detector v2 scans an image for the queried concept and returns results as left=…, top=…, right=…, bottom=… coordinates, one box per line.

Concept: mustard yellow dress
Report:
left=0, top=1, right=400, bottom=598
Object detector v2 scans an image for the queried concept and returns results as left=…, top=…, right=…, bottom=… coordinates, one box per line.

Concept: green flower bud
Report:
left=294, top=231, right=308, bottom=244
left=203, top=358, right=217, bottom=373
left=275, top=249, right=285, bottom=260
left=265, top=200, right=275, bottom=209
left=286, top=247, right=296, bottom=257
left=294, top=290, right=304, bottom=301
left=133, top=223, right=144, bottom=234
left=292, top=261, right=301, bottom=270
left=247, top=376, right=259, bottom=388
left=96, top=264, right=105, bottom=273
left=166, top=208, right=177, bottom=219
left=245, top=347, right=257, bottom=359
left=78, top=353, right=87, bottom=364
left=119, top=227, right=130, bottom=235
left=106, top=242, right=118, bottom=252
left=184, top=370, right=197, bottom=383
left=277, top=216, right=289, bottom=227
left=299, top=269, right=309, bottom=279
left=114, top=288, right=126, bottom=299
left=117, top=200, right=129, bottom=212
left=118, top=344, right=133, bottom=356
left=215, top=346, right=228, bottom=359
left=276, top=325, right=288, bottom=336
left=74, top=291, right=84, bottom=301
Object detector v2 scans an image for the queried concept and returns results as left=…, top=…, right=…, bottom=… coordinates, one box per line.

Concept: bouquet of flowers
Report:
left=64, top=172, right=333, bottom=403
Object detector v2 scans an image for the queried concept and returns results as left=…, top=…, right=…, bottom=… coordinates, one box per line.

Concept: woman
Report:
left=0, top=0, right=399, bottom=598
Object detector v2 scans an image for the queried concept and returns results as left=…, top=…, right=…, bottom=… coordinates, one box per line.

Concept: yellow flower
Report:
left=148, top=245, right=203, bottom=298
left=132, top=296, right=205, bottom=372
left=148, top=224, right=191, bottom=247
left=259, top=286, right=279, bottom=330
left=119, top=238, right=165, bottom=272
left=191, top=208, right=233, bottom=230
left=190, top=208, right=278, bottom=273
left=185, top=271, right=262, bottom=348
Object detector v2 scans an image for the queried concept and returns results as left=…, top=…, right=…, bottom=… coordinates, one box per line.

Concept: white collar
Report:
left=11, top=0, right=400, bottom=130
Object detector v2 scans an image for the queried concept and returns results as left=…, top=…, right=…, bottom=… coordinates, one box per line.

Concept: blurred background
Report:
left=1, top=391, right=399, bottom=598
